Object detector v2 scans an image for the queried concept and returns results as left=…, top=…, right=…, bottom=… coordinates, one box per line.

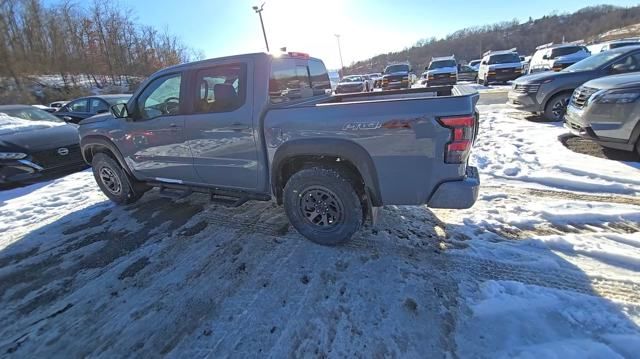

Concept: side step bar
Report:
left=151, top=182, right=270, bottom=207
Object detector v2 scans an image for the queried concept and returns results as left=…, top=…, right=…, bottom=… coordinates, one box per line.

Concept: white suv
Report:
left=528, top=43, right=590, bottom=74
left=477, top=49, right=523, bottom=85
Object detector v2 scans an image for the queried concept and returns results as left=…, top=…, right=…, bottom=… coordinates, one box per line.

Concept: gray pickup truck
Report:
left=79, top=52, right=480, bottom=245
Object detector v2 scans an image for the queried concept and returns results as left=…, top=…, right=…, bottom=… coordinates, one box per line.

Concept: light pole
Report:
left=334, top=34, right=344, bottom=74
left=252, top=3, right=269, bottom=52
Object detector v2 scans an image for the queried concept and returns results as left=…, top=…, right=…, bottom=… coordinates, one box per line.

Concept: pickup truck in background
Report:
left=381, top=63, right=414, bottom=90
left=422, top=56, right=458, bottom=87
left=79, top=52, right=480, bottom=245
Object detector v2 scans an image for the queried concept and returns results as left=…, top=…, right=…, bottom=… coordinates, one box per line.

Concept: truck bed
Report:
left=272, top=85, right=479, bottom=108
left=263, top=84, right=480, bottom=206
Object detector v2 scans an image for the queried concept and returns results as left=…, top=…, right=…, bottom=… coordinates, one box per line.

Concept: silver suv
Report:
left=509, top=45, right=640, bottom=121
left=565, top=72, right=640, bottom=156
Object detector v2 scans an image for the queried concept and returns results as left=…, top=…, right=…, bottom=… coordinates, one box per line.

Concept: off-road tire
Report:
left=92, top=153, right=144, bottom=205
left=283, top=167, right=363, bottom=246
left=544, top=92, right=571, bottom=122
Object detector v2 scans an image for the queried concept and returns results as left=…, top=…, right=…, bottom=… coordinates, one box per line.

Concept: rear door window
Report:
left=308, top=59, right=331, bottom=95
left=269, top=58, right=314, bottom=103
left=90, top=99, right=109, bottom=114
left=192, top=63, right=246, bottom=114
left=67, top=99, right=89, bottom=113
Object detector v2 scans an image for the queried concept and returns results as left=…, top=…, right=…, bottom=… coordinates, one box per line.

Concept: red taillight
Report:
left=438, top=115, right=475, bottom=164
left=288, top=51, right=310, bottom=59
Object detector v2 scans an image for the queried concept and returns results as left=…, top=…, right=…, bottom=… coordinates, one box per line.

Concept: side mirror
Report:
left=481, top=61, right=487, bottom=65
left=62, top=116, right=73, bottom=122
left=110, top=103, right=130, bottom=118
left=542, top=54, right=549, bottom=60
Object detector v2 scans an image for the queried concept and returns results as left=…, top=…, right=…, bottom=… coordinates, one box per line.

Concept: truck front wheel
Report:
left=92, top=153, right=144, bottom=205
left=283, top=167, right=363, bottom=246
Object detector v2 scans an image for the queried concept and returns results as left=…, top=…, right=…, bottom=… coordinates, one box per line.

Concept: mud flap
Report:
left=365, top=187, right=382, bottom=226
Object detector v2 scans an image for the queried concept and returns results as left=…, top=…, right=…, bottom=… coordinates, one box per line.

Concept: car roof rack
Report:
left=483, top=48, right=517, bottom=57
left=431, top=55, right=455, bottom=61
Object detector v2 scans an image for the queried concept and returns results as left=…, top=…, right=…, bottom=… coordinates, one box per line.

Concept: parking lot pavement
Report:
left=1, top=105, right=639, bottom=357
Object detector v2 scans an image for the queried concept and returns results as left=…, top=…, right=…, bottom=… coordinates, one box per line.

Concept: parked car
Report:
left=521, top=56, right=532, bottom=73
left=468, top=59, right=481, bottom=71
left=528, top=43, right=590, bottom=74
left=360, top=75, right=375, bottom=92
left=457, top=65, right=478, bottom=82
left=381, top=63, right=413, bottom=90
left=334, top=75, right=370, bottom=94
left=477, top=49, right=523, bottom=85
left=78, top=51, right=480, bottom=245
left=598, top=39, right=640, bottom=53
left=49, top=101, right=68, bottom=109
left=0, top=105, right=87, bottom=186
left=422, top=56, right=458, bottom=87
left=509, top=45, right=640, bottom=121
left=54, top=94, right=131, bottom=123
left=367, top=73, right=383, bottom=88
left=32, top=104, right=57, bottom=113
left=565, top=72, right=640, bottom=156
left=328, top=71, right=340, bottom=91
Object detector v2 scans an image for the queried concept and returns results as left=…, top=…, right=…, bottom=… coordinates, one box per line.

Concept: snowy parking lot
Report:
left=1, top=105, right=639, bottom=357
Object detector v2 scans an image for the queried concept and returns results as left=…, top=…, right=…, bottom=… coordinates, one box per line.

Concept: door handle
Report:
left=169, top=123, right=179, bottom=131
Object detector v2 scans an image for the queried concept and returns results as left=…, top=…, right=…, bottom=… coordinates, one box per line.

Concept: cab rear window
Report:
left=269, top=58, right=331, bottom=103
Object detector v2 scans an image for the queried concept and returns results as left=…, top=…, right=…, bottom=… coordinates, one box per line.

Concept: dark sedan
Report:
left=457, top=65, right=478, bottom=82
left=54, top=94, right=130, bottom=123
left=0, top=105, right=87, bottom=187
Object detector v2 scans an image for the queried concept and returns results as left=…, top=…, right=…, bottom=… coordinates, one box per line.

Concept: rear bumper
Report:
left=427, top=166, right=480, bottom=209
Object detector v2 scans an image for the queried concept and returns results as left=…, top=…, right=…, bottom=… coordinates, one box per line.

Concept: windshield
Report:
left=469, top=60, right=480, bottom=66
left=342, top=76, right=363, bottom=82
left=488, top=53, right=520, bottom=64
left=563, top=50, right=621, bottom=72
left=550, top=46, right=583, bottom=58
left=105, top=96, right=131, bottom=106
left=428, top=60, right=456, bottom=70
left=384, top=64, right=410, bottom=74
left=0, top=107, right=63, bottom=123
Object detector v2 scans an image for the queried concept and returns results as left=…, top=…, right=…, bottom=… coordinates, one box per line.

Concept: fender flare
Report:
left=271, top=138, right=382, bottom=206
left=80, top=135, right=138, bottom=179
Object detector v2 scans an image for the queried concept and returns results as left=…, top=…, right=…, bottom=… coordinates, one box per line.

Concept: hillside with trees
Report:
left=0, top=0, right=201, bottom=104
left=345, top=5, right=640, bottom=75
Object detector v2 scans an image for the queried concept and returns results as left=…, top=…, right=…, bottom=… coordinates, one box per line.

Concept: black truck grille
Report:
left=434, top=73, right=452, bottom=79
left=571, top=86, right=598, bottom=109
left=31, top=144, right=84, bottom=169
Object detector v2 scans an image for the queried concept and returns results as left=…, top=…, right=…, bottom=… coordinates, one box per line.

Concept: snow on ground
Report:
left=0, top=104, right=638, bottom=357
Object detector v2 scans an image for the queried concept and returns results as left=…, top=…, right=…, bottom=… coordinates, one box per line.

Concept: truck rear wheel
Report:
left=283, top=167, right=363, bottom=246
left=92, top=153, right=144, bottom=205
